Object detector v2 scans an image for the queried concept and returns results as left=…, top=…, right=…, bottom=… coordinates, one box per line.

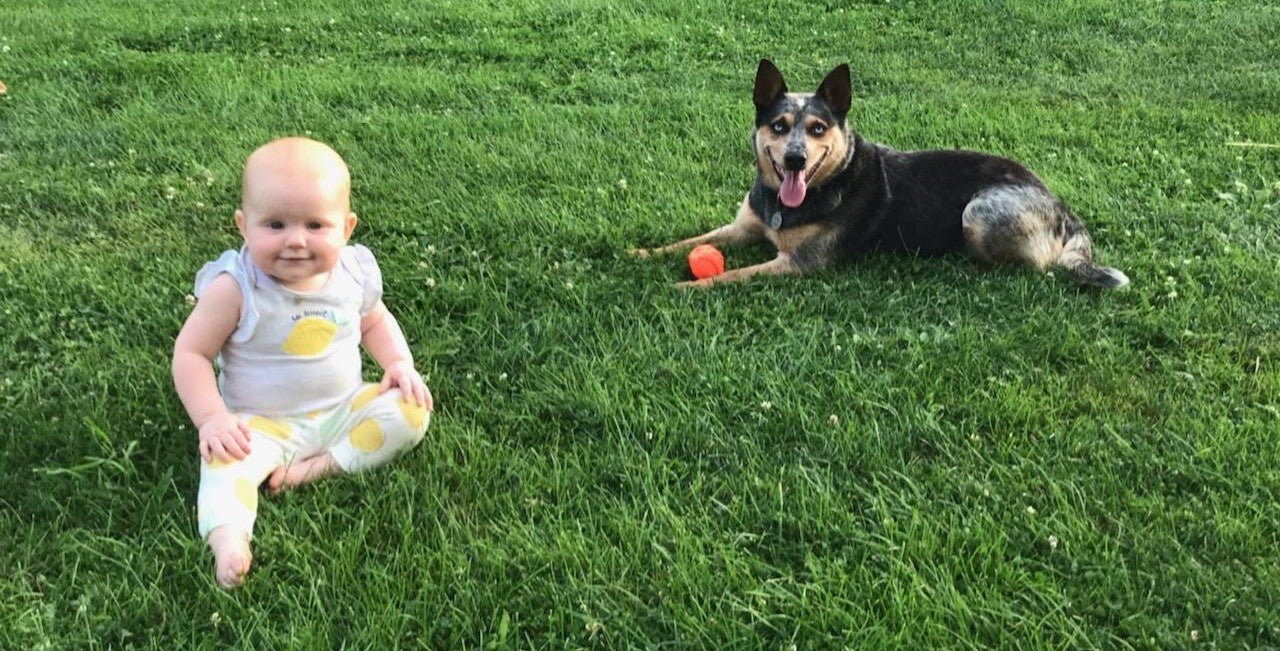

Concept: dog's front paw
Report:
left=627, top=247, right=651, bottom=259
left=675, top=278, right=714, bottom=290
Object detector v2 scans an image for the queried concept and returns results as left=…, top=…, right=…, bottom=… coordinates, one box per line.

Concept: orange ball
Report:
left=687, top=244, right=725, bottom=279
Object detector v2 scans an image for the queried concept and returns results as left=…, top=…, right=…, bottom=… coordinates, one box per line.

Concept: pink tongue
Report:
left=779, top=169, right=806, bottom=207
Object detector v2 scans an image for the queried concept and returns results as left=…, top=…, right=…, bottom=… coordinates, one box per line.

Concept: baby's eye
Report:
left=268, top=221, right=284, bottom=230
left=307, top=222, right=324, bottom=231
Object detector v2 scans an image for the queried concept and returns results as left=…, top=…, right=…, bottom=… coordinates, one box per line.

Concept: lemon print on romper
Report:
left=282, top=316, right=337, bottom=356
left=350, top=384, right=380, bottom=411
left=247, top=416, right=291, bottom=441
left=206, top=455, right=235, bottom=470
left=398, top=398, right=428, bottom=431
left=234, top=477, right=258, bottom=512
left=349, top=418, right=384, bottom=452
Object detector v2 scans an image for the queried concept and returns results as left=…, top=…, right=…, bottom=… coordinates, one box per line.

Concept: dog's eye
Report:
left=810, top=124, right=827, bottom=136
left=770, top=121, right=787, bottom=134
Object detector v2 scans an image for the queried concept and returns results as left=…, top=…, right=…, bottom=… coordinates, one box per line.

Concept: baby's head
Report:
left=234, top=137, right=358, bottom=291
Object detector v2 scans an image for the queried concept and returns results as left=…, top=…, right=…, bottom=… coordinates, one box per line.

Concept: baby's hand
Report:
left=379, top=360, right=433, bottom=411
left=198, top=412, right=252, bottom=463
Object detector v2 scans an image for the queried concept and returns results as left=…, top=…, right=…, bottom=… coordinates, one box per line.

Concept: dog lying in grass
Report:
left=634, top=59, right=1128, bottom=290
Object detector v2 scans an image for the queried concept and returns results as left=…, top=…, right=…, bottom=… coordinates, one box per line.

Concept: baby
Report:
left=172, top=137, right=433, bottom=588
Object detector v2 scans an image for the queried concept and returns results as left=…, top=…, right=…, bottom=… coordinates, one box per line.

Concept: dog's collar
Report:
left=749, top=181, right=840, bottom=229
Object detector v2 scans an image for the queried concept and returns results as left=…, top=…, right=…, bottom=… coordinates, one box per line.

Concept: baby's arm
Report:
left=361, top=301, right=432, bottom=410
left=173, top=274, right=251, bottom=462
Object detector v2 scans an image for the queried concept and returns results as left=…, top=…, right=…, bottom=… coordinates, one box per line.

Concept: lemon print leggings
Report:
left=197, top=383, right=429, bottom=538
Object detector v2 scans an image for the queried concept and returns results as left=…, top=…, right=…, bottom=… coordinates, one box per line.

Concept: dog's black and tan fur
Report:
left=635, top=60, right=1128, bottom=289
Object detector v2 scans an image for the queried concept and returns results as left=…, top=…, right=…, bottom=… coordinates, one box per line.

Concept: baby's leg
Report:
left=197, top=416, right=292, bottom=588
left=328, top=383, right=431, bottom=474
left=206, top=525, right=252, bottom=589
left=267, top=450, right=340, bottom=493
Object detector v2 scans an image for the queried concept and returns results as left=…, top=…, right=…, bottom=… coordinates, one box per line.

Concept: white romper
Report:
left=193, top=246, right=429, bottom=538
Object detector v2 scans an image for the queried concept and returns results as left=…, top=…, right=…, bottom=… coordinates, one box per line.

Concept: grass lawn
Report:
left=2, top=0, right=1279, bottom=648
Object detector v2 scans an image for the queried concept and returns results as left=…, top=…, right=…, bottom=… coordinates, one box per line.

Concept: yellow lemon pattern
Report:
left=350, top=384, right=380, bottom=411
left=234, top=477, right=257, bottom=512
left=247, top=416, right=291, bottom=441
left=398, top=398, right=428, bottom=431
left=281, top=316, right=337, bottom=356
left=206, top=455, right=236, bottom=471
left=349, top=418, right=384, bottom=452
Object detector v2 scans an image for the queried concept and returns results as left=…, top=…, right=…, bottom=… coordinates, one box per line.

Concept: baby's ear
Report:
left=344, top=212, right=359, bottom=239
left=234, top=208, right=248, bottom=237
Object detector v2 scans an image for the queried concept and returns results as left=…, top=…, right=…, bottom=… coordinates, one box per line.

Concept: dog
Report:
left=633, top=59, right=1129, bottom=290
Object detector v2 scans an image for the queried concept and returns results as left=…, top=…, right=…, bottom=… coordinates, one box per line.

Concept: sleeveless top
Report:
left=193, top=245, right=382, bottom=416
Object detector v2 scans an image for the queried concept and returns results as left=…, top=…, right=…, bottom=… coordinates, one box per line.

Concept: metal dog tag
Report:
left=769, top=211, right=782, bottom=229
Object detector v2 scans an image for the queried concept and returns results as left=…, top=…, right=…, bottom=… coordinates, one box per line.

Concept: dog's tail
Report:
left=1053, top=214, right=1129, bottom=289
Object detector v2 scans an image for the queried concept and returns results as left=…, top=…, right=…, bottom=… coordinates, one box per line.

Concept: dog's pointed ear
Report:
left=753, top=59, right=788, bottom=111
left=816, top=63, right=852, bottom=117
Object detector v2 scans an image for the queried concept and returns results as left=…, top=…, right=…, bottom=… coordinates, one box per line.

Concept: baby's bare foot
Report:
left=267, top=452, right=339, bottom=494
left=207, top=525, right=252, bottom=589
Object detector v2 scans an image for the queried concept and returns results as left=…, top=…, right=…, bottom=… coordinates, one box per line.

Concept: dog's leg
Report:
left=962, top=186, right=1064, bottom=270
left=630, top=196, right=765, bottom=257
left=676, top=253, right=799, bottom=288
left=676, top=221, right=840, bottom=288
left=961, top=185, right=1127, bottom=289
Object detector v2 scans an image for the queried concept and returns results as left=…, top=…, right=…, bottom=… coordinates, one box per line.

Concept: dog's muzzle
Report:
left=783, top=150, right=806, bottom=171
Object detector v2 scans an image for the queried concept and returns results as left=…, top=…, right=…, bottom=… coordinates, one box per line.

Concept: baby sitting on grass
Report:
left=172, top=137, right=433, bottom=588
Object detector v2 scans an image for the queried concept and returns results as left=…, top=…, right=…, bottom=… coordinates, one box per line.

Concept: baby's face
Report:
left=237, top=178, right=355, bottom=291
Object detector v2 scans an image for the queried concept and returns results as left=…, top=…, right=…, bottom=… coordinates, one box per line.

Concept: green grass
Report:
left=2, top=0, right=1279, bottom=648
